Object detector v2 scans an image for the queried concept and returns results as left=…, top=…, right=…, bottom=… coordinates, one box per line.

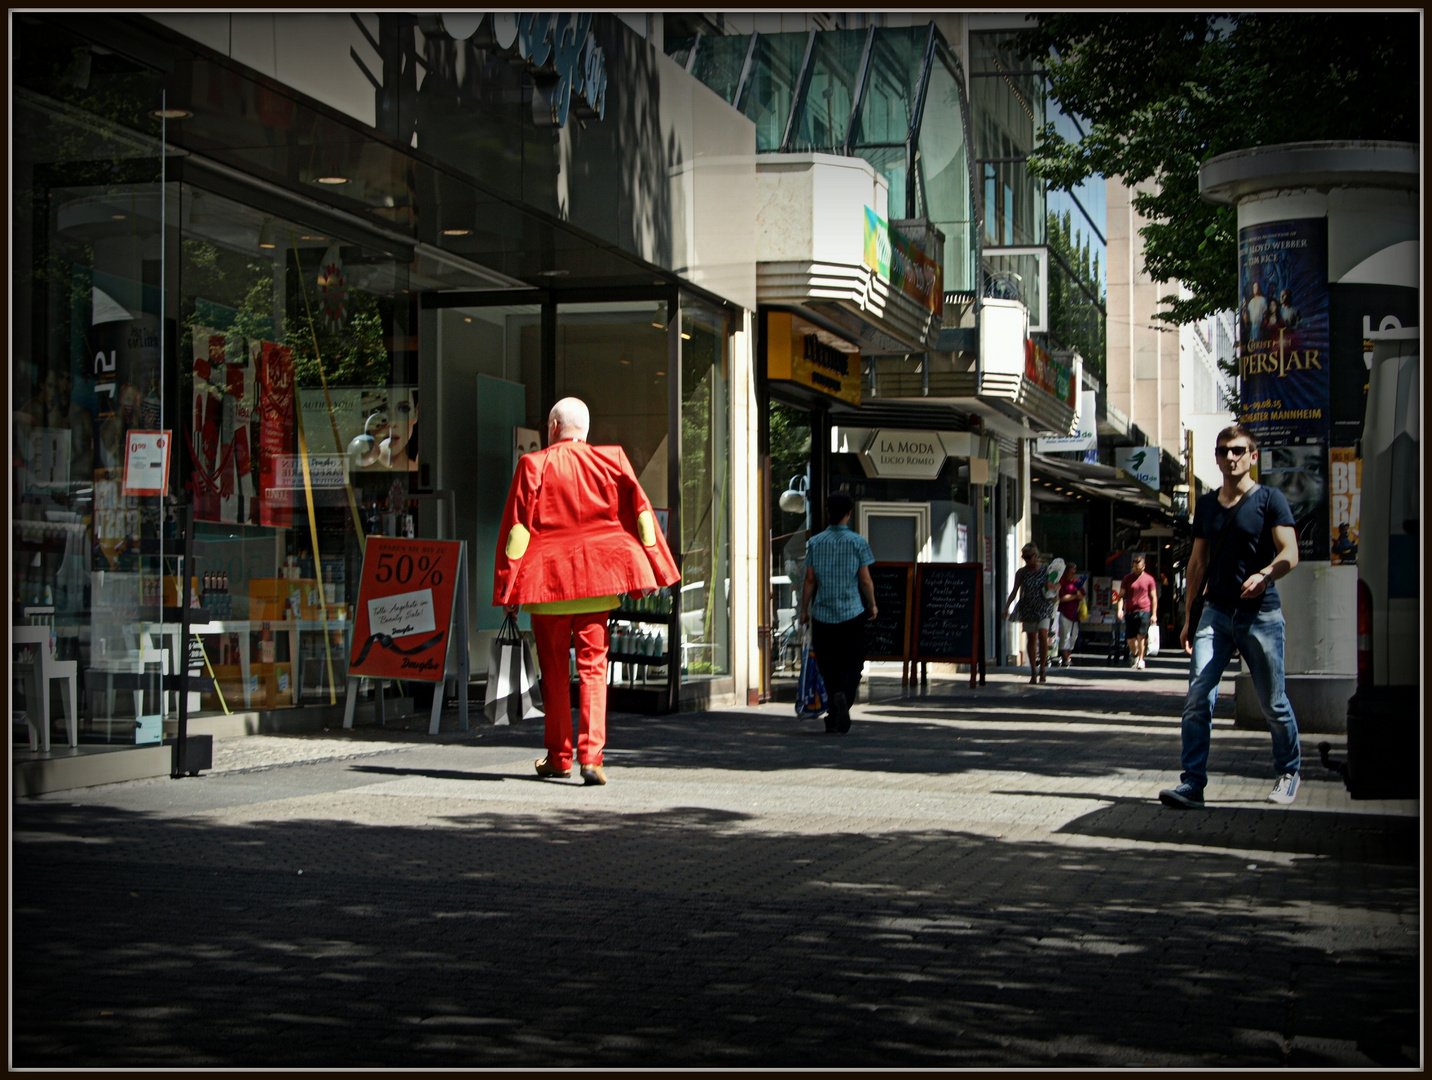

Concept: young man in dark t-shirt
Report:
left=1160, top=425, right=1302, bottom=809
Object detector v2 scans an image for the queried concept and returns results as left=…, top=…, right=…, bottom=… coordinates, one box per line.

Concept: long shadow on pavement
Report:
left=12, top=793, right=1418, bottom=1069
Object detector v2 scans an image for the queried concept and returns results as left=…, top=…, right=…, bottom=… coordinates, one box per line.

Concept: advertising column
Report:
left=1201, top=141, right=1417, bottom=732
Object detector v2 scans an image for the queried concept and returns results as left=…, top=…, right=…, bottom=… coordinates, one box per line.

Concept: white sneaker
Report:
left=1135, top=658, right=1145, bottom=670
left=1268, top=772, right=1301, bottom=805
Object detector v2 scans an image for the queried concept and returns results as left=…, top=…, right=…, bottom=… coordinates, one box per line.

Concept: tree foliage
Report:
left=1016, top=14, right=1420, bottom=324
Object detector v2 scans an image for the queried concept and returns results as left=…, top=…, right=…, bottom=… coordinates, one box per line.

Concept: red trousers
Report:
left=530, top=610, right=610, bottom=769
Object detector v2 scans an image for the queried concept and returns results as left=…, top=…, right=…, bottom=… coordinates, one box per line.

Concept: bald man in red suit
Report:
left=494, top=398, right=680, bottom=785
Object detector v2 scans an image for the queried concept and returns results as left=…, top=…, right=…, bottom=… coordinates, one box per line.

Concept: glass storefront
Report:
left=15, top=15, right=745, bottom=749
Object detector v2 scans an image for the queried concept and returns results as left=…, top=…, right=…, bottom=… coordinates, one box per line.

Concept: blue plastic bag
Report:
left=795, top=629, right=827, bottom=719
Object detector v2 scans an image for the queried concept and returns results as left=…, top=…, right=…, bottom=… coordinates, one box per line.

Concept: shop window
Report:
left=175, top=186, right=412, bottom=709
left=678, top=300, right=732, bottom=678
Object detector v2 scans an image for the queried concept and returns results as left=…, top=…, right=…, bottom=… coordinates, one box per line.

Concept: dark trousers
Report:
left=811, top=615, right=868, bottom=706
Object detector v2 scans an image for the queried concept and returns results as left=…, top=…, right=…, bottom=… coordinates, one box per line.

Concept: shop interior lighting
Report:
left=299, top=235, right=325, bottom=242
left=536, top=269, right=569, bottom=277
left=441, top=228, right=471, bottom=236
left=680, top=332, right=691, bottom=340
left=151, top=108, right=193, bottom=119
left=111, top=213, right=127, bottom=220
left=651, top=321, right=665, bottom=330
left=257, top=219, right=278, bottom=249
left=314, top=176, right=350, bottom=185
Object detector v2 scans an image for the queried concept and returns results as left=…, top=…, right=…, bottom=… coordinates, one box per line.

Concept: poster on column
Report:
left=1327, top=282, right=1419, bottom=447
left=1237, top=218, right=1329, bottom=441
left=1237, top=217, right=1330, bottom=562
left=1329, top=447, right=1361, bottom=565
left=257, top=341, right=295, bottom=527
left=349, top=537, right=463, bottom=682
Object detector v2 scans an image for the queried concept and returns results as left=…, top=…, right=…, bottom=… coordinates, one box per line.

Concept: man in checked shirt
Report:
left=800, top=491, right=878, bottom=734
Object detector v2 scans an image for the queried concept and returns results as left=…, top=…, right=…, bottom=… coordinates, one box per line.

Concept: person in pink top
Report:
left=1055, top=564, right=1085, bottom=669
left=1117, top=554, right=1159, bottom=670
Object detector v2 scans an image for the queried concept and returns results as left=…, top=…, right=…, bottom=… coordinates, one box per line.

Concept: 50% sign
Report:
left=350, top=537, right=464, bottom=682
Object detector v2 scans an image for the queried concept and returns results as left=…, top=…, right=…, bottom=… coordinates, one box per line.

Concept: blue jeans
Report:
left=1180, top=604, right=1300, bottom=791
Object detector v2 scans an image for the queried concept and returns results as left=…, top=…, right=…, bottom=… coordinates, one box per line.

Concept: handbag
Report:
left=483, top=614, right=544, bottom=725
left=1187, top=487, right=1256, bottom=636
left=795, top=625, right=828, bottom=719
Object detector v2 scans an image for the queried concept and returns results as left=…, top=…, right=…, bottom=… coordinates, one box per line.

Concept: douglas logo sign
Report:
left=423, top=12, right=608, bottom=127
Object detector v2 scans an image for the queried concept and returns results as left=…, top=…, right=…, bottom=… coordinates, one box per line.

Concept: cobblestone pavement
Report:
left=12, top=657, right=1420, bottom=1068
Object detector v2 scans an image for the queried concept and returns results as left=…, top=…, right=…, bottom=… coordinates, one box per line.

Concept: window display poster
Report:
left=348, top=537, right=463, bottom=682
left=123, top=429, right=172, bottom=496
left=1329, top=446, right=1361, bottom=565
left=300, top=385, right=421, bottom=475
left=1237, top=218, right=1330, bottom=442
left=257, top=341, right=295, bottom=527
left=189, top=327, right=255, bottom=524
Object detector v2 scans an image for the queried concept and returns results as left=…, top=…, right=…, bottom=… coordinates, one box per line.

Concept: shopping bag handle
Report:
left=498, top=613, right=522, bottom=644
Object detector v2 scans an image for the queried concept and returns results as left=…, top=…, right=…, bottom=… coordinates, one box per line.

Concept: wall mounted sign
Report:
left=863, top=429, right=947, bottom=479
left=765, top=311, right=862, bottom=406
left=1037, top=388, right=1098, bottom=453
left=424, top=12, right=608, bottom=127
left=1115, top=446, right=1160, bottom=492
left=862, top=207, right=944, bottom=315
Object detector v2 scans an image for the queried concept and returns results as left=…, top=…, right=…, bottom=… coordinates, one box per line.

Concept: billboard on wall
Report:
left=1329, top=446, right=1361, bottom=565
left=863, top=207, right=944, bottom=316
left=1238, top=217, right=1331, bottom=562
left=1024, top=341, right=1076, bottom=408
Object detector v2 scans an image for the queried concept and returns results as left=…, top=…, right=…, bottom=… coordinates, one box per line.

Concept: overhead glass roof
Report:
left=671, top=24, right=977, bottom=292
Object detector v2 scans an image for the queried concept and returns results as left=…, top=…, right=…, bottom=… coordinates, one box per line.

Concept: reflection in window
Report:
left=679, top=301, right=731, bottom=678
left=690, top=34, right=752, bottom=105
left=740, top=33, right=809, bottom=151
left=916, top=53, right=976, bottom=293
left=788, top=29, right=867, bottom=153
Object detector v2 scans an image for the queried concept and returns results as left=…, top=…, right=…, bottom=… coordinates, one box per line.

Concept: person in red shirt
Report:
left=1117, top=554, right=1159, bottom=670
left=494, top=398, right=680, bottom=785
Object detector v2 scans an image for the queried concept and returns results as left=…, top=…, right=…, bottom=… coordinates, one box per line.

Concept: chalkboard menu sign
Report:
left=914, top=563, right=983, bottom=671
left=864, top=562, right=914, bottom=661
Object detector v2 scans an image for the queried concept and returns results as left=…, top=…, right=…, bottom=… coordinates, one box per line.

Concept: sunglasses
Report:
left=1215, top=445, right=1251, bottom=458
left=1022, top=552, right=1038, bottom=560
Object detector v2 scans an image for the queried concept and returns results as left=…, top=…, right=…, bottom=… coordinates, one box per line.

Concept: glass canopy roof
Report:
left=670, top=24, right=977, bottom=292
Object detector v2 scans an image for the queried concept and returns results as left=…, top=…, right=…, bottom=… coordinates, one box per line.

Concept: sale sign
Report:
left=349, top=537, right=463, bottom=682
left=123, top=429, right=172, bottom=496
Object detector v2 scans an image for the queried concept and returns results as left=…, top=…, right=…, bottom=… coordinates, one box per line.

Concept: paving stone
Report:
left=12, top=660, right=1419, bottom=1067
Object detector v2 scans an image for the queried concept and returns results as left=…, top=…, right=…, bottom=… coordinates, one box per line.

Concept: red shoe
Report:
left=534, top=756, right=571, bottom=778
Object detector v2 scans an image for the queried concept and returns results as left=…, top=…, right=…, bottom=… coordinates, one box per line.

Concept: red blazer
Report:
left=493, top=439, right=680, bottom=606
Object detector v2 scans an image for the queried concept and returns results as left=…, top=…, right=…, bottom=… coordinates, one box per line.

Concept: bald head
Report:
left=548, top=397, right=590, bottom=442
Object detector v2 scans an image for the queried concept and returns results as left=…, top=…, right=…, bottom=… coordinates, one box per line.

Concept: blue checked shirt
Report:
left=804, top=524, right=875, bottom=624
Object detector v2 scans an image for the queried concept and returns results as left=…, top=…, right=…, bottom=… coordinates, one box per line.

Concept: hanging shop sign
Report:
left=1036, top=387, right=1098, bottom=453
left=424, top=12, right=608, bottom=127
left=1024, top=340, right=1075, bottom=408
left=1115, top=446, right=1160, bottom=492
left=862, top=207, right=944, bottom=316
left=863, top=429, right=947, bottom=479
left=765, top=311, right=862, bottom=407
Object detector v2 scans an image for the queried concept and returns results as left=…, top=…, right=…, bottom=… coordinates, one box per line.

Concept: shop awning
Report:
left=1032, top=452, right=1173, bottom=514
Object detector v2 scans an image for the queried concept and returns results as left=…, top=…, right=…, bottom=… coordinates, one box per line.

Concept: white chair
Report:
left=11, top=624, right=77, bottom=750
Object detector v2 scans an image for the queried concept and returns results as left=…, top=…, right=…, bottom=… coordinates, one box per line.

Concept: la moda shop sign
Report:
left=864, top=430, right=947, bottom=479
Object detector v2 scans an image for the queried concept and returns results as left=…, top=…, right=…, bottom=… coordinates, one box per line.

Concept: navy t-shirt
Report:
left=1192, top=485, right=1296, bottom=613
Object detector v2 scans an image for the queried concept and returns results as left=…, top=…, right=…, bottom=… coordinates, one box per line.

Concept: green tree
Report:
left=1017, top=13, right=1420, bottom=325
